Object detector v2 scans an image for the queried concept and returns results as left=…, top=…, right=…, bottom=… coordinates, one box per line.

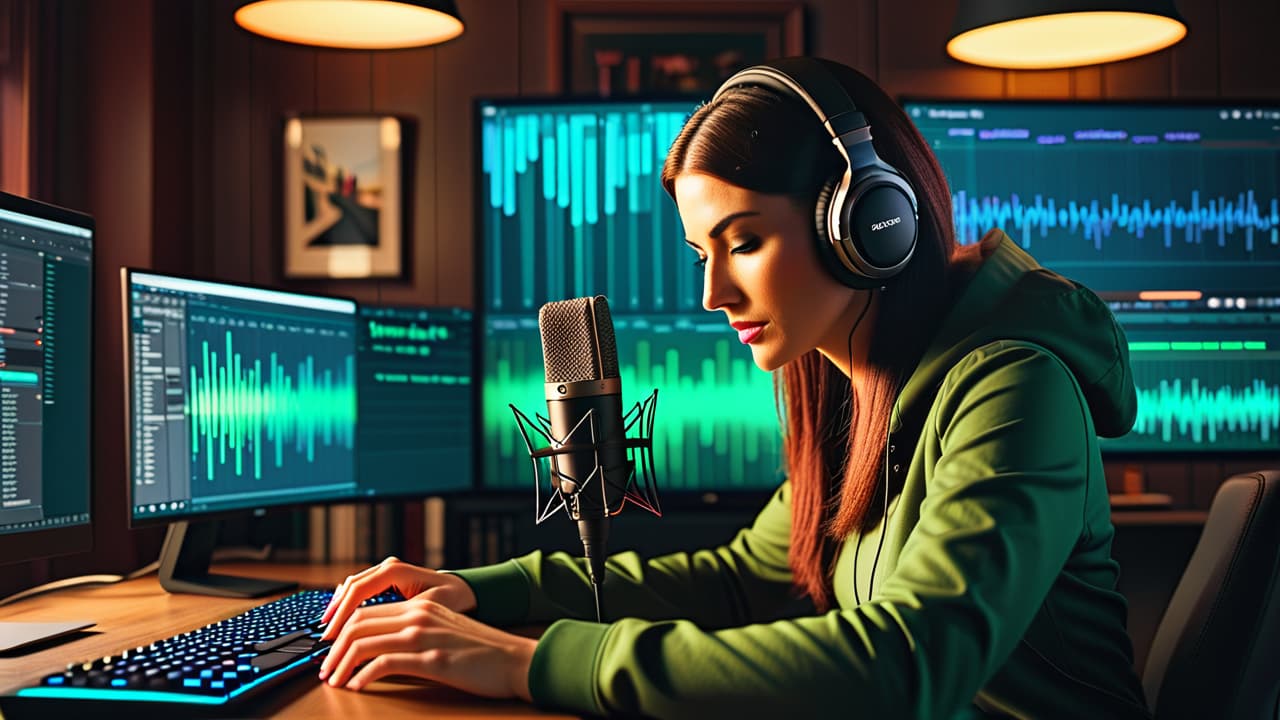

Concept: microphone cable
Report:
left=592, top=580, right=604, bottom=623
left=844, top=288, right=891, bottom=607
left=579, top=518, right=606, bottom=622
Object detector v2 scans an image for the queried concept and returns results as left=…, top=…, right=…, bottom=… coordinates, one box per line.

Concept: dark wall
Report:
left=5, top=1, right=1279, bottom=674
left=197, top=0, right=1280, bottom=502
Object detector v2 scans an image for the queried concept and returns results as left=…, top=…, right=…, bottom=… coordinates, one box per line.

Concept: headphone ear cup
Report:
left=813, top=176, right=873, bottom=289
left=813, top=175, right=836, bottom=248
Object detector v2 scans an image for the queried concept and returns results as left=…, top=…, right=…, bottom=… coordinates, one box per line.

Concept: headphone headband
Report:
left=710, top=57, right=919, bottom=289
left=712, top=59, right=870, bottom=142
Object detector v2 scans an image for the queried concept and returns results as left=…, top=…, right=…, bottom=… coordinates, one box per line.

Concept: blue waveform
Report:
left=483, top=109, right=692, bottom=226
left=954, top=190, right=1280, bottom=252
left=480, top=105, right=698, bottom=313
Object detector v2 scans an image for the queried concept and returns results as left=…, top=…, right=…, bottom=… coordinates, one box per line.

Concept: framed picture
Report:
left=552, top=1, right=805, bottom=97
left=283, top=115, right=404, bottom=279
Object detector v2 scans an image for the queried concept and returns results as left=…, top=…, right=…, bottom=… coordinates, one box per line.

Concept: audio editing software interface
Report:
left=478, top=98, right=1280, bottom=488
left=478, top=99, right=784, bottom=492
left=127, top=273, right=357, bottom=519
left=357, top=305, right=473, bottom=494
left=905, top=101, right=1280, bottom=452
left=0, top=209, right=92, bottom=535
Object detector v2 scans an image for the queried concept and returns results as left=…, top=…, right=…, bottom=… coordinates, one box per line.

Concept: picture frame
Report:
left=552, top=1, right=805, bottom=97
left=283, top=115, right=404, bottom=279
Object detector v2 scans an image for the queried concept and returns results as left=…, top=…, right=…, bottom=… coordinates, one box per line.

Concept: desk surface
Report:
left=0, top=562, right=574, bottom=719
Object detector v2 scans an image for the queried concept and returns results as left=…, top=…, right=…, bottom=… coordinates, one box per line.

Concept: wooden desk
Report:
left=0, top=562, right=574, bottom=719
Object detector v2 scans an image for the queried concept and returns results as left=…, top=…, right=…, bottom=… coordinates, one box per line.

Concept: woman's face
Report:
left=675, top=171, right=863, bottom=372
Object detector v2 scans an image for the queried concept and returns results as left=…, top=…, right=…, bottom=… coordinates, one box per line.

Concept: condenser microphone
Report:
left=537, top=295, right=628, bottom=593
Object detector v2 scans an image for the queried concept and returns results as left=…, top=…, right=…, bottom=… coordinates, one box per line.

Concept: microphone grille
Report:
left=538, top=295, right=620, bottom=383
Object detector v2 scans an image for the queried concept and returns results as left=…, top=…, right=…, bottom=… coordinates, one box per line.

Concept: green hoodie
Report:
left=454, top=228, right=1151, bottom=719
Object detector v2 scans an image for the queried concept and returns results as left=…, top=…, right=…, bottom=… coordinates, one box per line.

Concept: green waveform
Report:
left=1132, top=377, right=1280, bottom=443
left=483, top=335, right=783, bottom=491
left=188, top=330, right=356, bottom=481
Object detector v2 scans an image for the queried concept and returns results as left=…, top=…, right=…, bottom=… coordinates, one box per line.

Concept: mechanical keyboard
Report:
left=7, top=587, right=403, bottom=713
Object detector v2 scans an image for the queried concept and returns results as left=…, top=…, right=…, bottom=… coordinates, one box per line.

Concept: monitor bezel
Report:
left=121, top=266, right=368, bottom=529
left=0, top=191, right=95, bottom=566
left=355, top=302, right=477, bottom=497
left=471, top=94, right=787, bottom=505
left=899, top=95, right=1280, bottom=461
left=897, top=95, right=1280, bottom=112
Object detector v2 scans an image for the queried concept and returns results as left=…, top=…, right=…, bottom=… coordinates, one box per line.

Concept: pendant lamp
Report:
left=947, top=0, right=1186, bottom=69
left=234, top=0, right=465, bottom=50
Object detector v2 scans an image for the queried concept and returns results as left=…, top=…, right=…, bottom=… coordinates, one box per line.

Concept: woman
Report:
left=316, top=57, right=1151, bottom=719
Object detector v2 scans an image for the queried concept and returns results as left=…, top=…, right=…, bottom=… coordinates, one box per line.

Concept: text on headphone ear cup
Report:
left=847, top=180, right=918, bottom=269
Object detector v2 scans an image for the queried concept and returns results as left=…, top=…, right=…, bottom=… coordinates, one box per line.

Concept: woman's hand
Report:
left=319, top=556, right=477, bottom=642
left=318, top=596, right=537, bottom=700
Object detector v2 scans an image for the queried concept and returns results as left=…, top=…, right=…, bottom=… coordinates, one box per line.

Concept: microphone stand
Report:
left=509, top=390, right=661, bottom=625
left=579, top=518, right=607, bottom=622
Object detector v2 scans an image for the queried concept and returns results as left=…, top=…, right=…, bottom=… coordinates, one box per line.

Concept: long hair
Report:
left=661, top=60, right=959, bottom=610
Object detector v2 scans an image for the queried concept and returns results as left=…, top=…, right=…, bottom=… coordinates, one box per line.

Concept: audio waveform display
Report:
left=480, top=100, right=702, bottom=313
left=187, top=329, right=356, bottom=484
left=906, top=101, right=1280, bottom=294
left=1105, top=350, right=1280, bottom=451
left=909, top=101, right=1280, bottom=455
left=1130, top=378, right=1278, bottom=445
left=128, top=271, right=358, bottom=520
left=954, top=190, right=1279, bottom=254
left=483, top=315, right=783, bottom=491
left=479, top=98, right=805, bottom=494
left=1102, top=317, right=1280, bottom=452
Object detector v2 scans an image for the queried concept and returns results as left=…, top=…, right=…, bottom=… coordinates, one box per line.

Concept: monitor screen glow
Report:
left=904, top=99, right=1280, bottom=454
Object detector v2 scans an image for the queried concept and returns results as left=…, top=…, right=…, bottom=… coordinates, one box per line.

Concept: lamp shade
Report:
left=234, top=0, right=464, bottom=50
left=947, top=0, right=1186, bottom=69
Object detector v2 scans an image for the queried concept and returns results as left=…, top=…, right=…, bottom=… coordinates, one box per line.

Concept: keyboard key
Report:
left=252, top=628, right=311, bottom=652
left=250, top=651, right=298, bottom=672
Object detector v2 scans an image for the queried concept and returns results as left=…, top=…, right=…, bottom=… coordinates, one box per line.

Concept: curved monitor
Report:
left=0, top=191, right=93, bottom=566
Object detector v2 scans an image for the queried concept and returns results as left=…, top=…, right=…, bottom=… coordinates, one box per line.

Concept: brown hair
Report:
left=661, top=61, right=959, bottom=610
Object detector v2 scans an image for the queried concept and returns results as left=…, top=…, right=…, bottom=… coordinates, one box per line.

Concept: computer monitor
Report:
left=123, top=269, right=358, bottom=596
left=0, top=190, right=95, bottom=649
left=356, top=304, right=474, bottom=495
left=903, top=99, right=1280, bottom=454
left=476, top=97, right=784, bottom=495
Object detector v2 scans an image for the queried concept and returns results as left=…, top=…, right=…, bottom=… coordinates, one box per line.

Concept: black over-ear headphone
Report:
left=711, top=57, right=919, bottom=289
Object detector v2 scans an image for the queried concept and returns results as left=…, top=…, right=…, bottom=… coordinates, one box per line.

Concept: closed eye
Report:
left=730, top=235, right=761, bottom=254
left=691, top=236, right=758, bottom=268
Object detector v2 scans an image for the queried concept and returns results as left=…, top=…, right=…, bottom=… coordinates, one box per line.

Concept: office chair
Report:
left=1142, top=469, right=1280, bottom=719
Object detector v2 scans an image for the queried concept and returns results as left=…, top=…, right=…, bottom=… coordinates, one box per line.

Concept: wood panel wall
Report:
left=4, top=0, right=1279, bottom=623
left=190, top=0, right=1280, bottom=532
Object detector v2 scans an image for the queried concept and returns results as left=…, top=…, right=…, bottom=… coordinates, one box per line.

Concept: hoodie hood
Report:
left=892, top=228, right=1137, bottom=439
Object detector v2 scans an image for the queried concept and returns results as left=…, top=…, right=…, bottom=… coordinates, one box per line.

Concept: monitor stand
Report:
left=157, top=520, right=297, bottom=598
